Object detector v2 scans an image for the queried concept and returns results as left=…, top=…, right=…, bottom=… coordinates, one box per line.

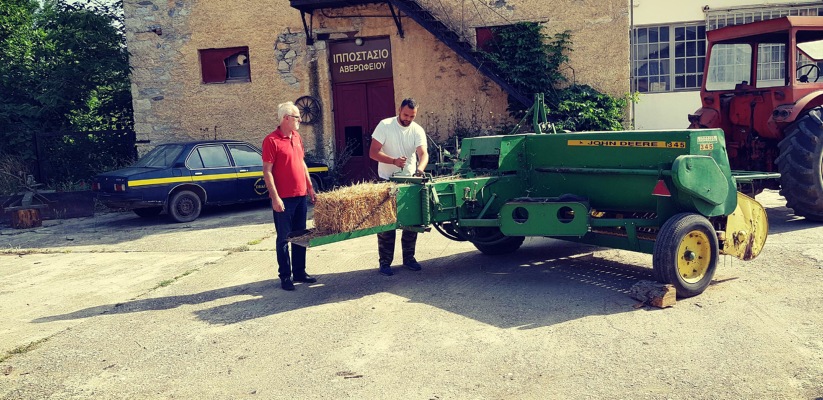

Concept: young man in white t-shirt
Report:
left=368, top=98, right=429, bottom=276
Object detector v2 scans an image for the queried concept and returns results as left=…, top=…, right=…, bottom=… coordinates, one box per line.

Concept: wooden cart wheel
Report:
left=295, top=96, right=320, bottom=124
left=652, top=213, right=718, bottom=298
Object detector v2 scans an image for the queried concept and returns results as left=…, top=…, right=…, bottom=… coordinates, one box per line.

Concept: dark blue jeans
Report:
left=272, top=196, right=307, bottom=281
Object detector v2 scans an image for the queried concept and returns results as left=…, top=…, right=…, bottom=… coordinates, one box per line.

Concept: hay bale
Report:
left=313, top=182, right=396, bottom=234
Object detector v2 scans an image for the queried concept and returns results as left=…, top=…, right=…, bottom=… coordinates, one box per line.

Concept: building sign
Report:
left=329, top=37, right=393, bottom=83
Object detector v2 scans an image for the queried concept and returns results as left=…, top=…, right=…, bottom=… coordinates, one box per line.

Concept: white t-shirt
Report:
left=371, top=116, right=427, bottom=180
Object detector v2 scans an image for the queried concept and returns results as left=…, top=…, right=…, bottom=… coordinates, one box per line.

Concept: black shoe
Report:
left=404, top=259, right=422, bottom=271
left=281, top=279, right=295, bottom=291
left=379, top=264, right=394, bottom=276
left=293, top=274, right=317, bottom=283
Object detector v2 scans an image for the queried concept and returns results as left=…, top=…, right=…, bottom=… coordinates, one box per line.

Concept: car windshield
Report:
left=133, top=144, right=185, bottom=168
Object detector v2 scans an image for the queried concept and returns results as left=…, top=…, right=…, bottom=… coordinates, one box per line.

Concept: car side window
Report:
left=228, top=144, right=263, bottom=167
left=188, top=145, right=231, bottom=169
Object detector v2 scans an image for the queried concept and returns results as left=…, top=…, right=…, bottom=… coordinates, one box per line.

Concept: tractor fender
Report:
left=687, top=107, right=720, bottom=129
left=671, top=155, right=736, bottom=217
left=672, top=155, right=730, bottom=206
left=768, top=89, right=823, bottom=129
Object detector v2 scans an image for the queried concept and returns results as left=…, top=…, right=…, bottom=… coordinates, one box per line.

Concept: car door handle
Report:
left=194, top=172, right=203, bottom=175
left=239, top=169, right=248, bottom=172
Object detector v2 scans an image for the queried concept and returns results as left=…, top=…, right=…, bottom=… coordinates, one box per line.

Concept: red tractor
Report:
left=689, top=16, right=823, bottom=221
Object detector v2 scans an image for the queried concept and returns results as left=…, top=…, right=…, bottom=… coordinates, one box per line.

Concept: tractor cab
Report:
left=689, top=17, right=823, bottom=221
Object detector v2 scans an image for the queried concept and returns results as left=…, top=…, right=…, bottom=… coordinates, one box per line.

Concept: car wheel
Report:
left=310, top=175, right=321, bottom=192
left=307, top=176, right=322, bottom=203
left=168, top=190, right=202, bottom=223
left=133, top=207, right=162, bottom=218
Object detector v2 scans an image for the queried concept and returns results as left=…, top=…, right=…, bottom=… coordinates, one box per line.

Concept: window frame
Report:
left=198, top=46, right=251, bottom=84
left=707, top=4, right=823, bottom=30
left=186, top=144, right=232, bottom=169
left=632, top=22, right=706, bottom=93
left=227, top=143, right=263, bottom=167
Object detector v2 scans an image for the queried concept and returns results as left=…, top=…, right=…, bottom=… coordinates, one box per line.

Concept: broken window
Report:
left=199, top=47, right=251, bottom=84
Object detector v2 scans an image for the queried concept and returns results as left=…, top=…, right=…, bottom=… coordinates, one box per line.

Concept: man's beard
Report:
left=398, top=119, right=411, bottom=127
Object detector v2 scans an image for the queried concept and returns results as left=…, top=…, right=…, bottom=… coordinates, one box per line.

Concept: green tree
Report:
left=481, top=22, right=627, bottom=131
left=0, top=0, right=133, bottom=185
left=0, top=0, right=42, bottom=155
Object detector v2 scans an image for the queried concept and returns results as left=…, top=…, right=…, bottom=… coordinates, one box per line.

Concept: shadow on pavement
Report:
left=34, top=240, right=695, bottom=330
left=763, top=203, right=822, bottom=234
left=1, top=201, right=276, bottom=249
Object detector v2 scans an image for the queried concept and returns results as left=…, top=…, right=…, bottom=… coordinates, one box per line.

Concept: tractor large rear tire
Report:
left=777, top=107, right=823, bottom=221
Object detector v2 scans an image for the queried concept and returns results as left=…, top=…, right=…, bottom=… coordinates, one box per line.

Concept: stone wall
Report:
left=413, top=0, right=630, bottom=96
left=124, top=0, right=629, bottom=161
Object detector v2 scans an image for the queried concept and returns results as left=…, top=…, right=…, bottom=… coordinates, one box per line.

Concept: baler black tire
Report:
left=776, top=107, right=823, bottom=221
left=473, top=236, right=525, bottom=255
left=652, top=213, right=718, bottom=298
left=433, top=222, right=466, bottom=241
left=168, top=190, right=202, bottom=223
left=133, top=207, right=162, bottom=218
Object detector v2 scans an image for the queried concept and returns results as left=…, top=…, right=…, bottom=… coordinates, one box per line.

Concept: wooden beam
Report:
left=630, top=280, right=676, bottom=308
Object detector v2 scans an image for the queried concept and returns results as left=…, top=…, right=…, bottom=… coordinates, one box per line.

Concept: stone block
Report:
left=134, top=99, right=152, bottom=111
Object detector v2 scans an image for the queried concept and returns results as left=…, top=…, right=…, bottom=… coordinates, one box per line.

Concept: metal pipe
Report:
left=477, top=193, right=497, bottom=219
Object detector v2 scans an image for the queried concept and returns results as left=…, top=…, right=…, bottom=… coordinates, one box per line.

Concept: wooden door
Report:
left=332, top=79, right=396, bottom=183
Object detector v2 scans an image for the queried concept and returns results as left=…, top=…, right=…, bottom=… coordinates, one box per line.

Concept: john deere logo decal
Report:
left=254, top=178, right=268, bottom=195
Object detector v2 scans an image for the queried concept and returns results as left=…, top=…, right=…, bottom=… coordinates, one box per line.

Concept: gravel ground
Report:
left=0, top=191, right=821, bottom=399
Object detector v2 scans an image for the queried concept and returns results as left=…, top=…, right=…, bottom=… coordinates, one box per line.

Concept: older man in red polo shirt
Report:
left=262, top=101, right=317, bottom=291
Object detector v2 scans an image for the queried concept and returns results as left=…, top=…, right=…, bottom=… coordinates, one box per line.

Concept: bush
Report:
left=0, top=154, right=32, bottom=195
left=549, top=85, right=628, bottom=132
left=481, top=22, right=628, bottom=131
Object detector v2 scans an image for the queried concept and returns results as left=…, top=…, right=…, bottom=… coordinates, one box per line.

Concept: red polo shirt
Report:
left=262, top=127, right=307, bottom=198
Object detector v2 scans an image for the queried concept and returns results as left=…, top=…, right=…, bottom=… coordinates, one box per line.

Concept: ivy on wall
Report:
left=481, top=22, right=628, bottom=132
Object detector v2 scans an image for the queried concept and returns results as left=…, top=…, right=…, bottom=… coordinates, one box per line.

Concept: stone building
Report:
left=124, top=0, right=630, bottom=182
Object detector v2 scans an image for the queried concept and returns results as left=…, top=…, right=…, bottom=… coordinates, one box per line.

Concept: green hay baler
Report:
left=300, top=97, right=775, bottom=298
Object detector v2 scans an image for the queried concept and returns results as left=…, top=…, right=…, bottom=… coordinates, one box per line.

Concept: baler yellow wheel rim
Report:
left=677, top=230, right=713, bottom=283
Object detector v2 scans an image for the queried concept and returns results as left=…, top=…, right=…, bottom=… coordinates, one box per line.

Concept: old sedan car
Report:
left=92, top=140, right=330, bottom=222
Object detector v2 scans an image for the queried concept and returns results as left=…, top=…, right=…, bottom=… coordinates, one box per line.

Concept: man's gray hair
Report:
left=277, top=101, right=298, bottom=121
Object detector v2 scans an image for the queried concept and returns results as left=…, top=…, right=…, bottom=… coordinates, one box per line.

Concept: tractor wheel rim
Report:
left=677, top=230, right=712, bottom=283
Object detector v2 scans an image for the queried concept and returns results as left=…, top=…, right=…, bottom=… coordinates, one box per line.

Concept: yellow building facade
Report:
left=124, top=0, right=629, bottom=181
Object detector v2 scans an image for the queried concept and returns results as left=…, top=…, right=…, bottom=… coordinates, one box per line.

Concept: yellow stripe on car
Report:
left=129, top=167, right=327, bottom=187
left=129, top=176, right=195, bottom=187
left=129, top=173, right=238, bottom=187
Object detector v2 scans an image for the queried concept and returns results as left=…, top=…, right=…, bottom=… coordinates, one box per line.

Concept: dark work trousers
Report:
left=377, top=229, right=417, bottom=267
left=272, top=196, right=307, bottom=281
